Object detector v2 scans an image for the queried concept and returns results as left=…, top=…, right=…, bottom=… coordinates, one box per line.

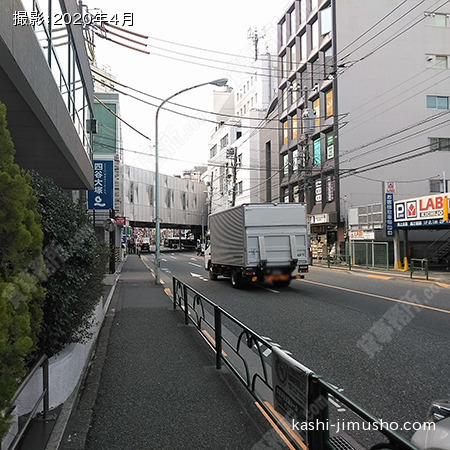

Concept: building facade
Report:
left=0, top=0, right=95, bottom=189
left=207, top=49, right=280, bottom=214
left=278, top=0, right=450, bottom=257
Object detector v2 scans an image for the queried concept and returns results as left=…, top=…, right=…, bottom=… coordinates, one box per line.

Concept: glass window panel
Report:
left=326, top=90, right=333, bottom=117
left=312, top=19, right=319, bottom=49
left=437, top=96, right=449, bottom=109
left=292, top=114, right=298, bottom=139
left=321, top=7, right=332, bottom=35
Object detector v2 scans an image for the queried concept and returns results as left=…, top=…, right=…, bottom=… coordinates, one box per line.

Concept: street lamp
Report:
left=154, top=78, right=228, bottom=284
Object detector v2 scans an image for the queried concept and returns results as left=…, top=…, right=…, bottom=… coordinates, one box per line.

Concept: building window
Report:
left=324, top=46, right=334, bottom=79
left=237, top=181, right=243, bottom=195
left=293, top=185, right=300, bottom=202
left=282, top=87, right=288, bottom=110
left=291, top=79, right=298, bottom=102
left=325, top=90, right=333, bottom=118
left=281, top=53, right=288, bottom=78
left=300, top=33, right=307, bottom=62
left=311, top=19, right=319, bottom=50
left=311, top=57, right=321, bottom=87
left=288, top=9, right=294, bottom=36
left=290, top=43, right=297, bottom=69
left=313, top=97, right=321, bottom=127
left=424, top=12, right=449, bottom=27
left=429, top=178, right=449, bottom=193
left=210, top=144, right=217, bottom=158
left=283, top=153, right=289, bottom=176
left=292, top=114, right=298, bottom=139
left=426, top=54, right=449, bottom=69
left=293, top=148, right=299, bottom=173
left=326, top=132, right=334, bottom=159
left=299, top=0, right=306, bottom=24
left=220, top=134, right=229, bottom=148
left=313, top=138, right=321, bottom=165
left=430, top=137, right=450, bottom=151
left=283, top=120, right=289, bottom=144
left=280, top=20, right=286, bottom=46
left=427, top=95, right=450, bottom=109
left=321, top=7, right=332, bottom=35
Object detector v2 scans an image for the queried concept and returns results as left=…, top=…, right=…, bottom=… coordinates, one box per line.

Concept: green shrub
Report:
left=30, top=172, right=109, bottom=357
left=0, top=102, right=45, bottom=439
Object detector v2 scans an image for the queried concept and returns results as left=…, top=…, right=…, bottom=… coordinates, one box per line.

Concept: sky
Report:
left=86, top=1, right=290, bottom=176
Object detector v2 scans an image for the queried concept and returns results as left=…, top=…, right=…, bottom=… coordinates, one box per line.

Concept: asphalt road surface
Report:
left=143, top=250, right=450, bottom=446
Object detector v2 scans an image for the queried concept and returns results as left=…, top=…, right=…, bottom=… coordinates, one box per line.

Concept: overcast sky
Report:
left=86, top=1, right=290, bottom=176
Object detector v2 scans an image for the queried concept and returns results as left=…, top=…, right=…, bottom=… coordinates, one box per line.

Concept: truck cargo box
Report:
left=209, top=203, right=309, bottom=268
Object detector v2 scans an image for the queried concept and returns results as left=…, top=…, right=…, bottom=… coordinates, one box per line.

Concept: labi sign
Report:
left=394, top=193, right=448, bottom=226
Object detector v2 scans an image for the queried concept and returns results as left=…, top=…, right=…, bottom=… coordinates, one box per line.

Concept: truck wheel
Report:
left=209, top=267, right=218, bottom=280
left=231, top=269, right=245, bottom=289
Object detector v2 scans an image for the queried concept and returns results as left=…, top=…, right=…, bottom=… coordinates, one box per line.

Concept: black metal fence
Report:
left=172, top=276, right=419, bottom=450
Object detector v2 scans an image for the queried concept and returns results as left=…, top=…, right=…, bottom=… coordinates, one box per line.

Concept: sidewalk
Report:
left=54, top=255, right=286, bottom=450
left=311, top=259, right=450, bottom=286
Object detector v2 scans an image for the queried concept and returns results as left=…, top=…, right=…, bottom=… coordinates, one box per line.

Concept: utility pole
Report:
left=302, top=107, right=315, bottom=205
left=247, top=27, right=265, bottom=61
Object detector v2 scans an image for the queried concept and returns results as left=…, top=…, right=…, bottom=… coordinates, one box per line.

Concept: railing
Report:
left=410, top=258, right=429, bottom=280
left=427, top=230, right=450, bottom=261
left=172, top=277, right=419, bottom=450
left=327, top=253, right=352, bottom=270
left=6, top=355, right=49, bottom=450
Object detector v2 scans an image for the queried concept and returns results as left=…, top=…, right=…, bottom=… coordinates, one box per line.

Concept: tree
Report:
left=30, top=172, right=109, bottom=357
left=0, top=102, right=45, bottom=439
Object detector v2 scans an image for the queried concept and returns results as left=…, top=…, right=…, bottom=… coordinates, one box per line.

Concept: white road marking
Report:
left=260, top=286, right=279, bottom=293
left=190, top=272, right=202, bottom=278
left=188, top=262, right=202, bottom=268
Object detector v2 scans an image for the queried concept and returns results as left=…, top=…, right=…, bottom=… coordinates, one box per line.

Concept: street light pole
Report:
left=154, top=78, right=228, bottom=284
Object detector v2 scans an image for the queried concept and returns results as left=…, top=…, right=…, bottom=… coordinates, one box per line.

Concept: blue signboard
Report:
left=88, top=160, right=114, bottom=209
left=385, top=192, right=394, bottom=237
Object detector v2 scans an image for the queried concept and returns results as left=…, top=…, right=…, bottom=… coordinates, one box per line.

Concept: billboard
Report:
left=394, top=193, right=448, bottom=227
left=88, top=160, right=114, bottom=210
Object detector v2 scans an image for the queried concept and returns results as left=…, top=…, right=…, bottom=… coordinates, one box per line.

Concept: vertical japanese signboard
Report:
left=88, top=160, right=114, bottom=210
left=385, top=192, right=394, bottom=237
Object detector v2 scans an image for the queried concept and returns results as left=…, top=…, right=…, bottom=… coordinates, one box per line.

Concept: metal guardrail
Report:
left=172, top=277, right=419, bottom=450
left=410, top=258, right=429, bottom=280
left=6, top=354, right=49, bottom=450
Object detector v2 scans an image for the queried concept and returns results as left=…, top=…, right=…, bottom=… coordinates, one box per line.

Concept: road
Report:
left=143, top=250, right=450, bottom=444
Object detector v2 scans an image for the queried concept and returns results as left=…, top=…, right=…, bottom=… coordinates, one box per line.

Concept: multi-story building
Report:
left=207, top=48, right=279, bottom=214
left=278, top=0, right=450, bottom=259
left=0, top=0, right=95, bottom=190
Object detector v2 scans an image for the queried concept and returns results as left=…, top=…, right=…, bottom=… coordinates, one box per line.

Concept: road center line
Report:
left=301, top=279, right=450, bottom=315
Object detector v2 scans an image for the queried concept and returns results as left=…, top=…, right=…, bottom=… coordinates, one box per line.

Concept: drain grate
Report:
left=329, top=435, right=357, bottom=450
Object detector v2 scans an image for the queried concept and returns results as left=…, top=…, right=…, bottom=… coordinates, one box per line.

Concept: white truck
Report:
left=204, top=203, right=310, bottom=288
